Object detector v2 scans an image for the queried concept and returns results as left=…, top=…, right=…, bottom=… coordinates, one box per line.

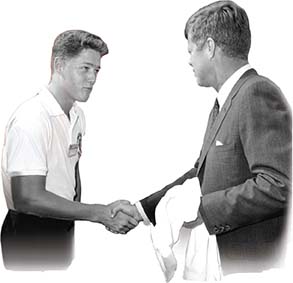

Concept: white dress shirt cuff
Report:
left=135, top=201, right=151, bottom=226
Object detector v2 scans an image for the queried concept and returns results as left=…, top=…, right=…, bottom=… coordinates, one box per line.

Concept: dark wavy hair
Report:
left=184, top=1, right=251, bottom=60
left=51, top=30, right=108, bottom=73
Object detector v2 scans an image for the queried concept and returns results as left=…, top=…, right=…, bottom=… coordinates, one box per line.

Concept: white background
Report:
left=0, top=0, right=292, bottom=282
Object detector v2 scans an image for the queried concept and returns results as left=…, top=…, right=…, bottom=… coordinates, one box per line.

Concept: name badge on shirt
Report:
left=68, top=133, right=82, bottom=157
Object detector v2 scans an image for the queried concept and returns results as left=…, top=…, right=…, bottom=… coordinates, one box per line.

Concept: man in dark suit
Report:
left=112, top=0, right=291, bottom=275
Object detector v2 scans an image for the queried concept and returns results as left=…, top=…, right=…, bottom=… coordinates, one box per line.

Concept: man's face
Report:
left=188, top=38, right=213, bottom=88
left=60, top=48, right=101, bottom=103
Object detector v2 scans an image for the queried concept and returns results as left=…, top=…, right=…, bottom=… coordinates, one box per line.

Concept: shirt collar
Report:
left=37, top=86, right=77, bottom=117
left=217, top=64, right=251, bottom=110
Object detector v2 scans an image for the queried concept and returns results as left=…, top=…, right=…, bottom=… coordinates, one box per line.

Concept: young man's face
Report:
left=60, top=48, right=101, bottom=103
left=188, top=38, right=213, bottom=88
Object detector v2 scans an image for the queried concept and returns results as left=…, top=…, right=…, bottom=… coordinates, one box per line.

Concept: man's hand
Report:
left=106, top=211, right=138, bottom=234
left=111, top=201, right=143, bottom=222
left=91, top=200, right=139, bottom=234
left=106, top=200, right=139, bottom=234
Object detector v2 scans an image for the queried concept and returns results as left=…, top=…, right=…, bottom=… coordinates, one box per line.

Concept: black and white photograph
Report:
left=0, top=1, right=291, bottom=282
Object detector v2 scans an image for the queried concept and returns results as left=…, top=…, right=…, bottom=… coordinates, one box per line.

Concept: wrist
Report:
left=134, top=206, right=143, bottom=222
left=88, top=204, right=109, bottom=223
left=135, top=202, right=150, bottom=225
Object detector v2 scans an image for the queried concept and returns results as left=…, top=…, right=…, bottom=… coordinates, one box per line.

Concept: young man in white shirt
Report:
left=1, top=30, right=138, bottom=270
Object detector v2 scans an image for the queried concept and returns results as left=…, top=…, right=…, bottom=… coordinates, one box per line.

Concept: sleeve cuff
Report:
left=9, top=170, right=47, bottom=177
left=135, top=201, right=151, bottom=226
left=199, top=199, right=213, bottom=235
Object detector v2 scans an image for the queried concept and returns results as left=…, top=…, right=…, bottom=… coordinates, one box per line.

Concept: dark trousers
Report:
left=1, top=210, right=74, bottom=271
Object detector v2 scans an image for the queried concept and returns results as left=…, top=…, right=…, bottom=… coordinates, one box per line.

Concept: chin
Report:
left=80, top=96, right=90, bottom=103
left=196, top=79, right=204, bottom=87
left=76, top=95, right=90, bottom=103
left=78, top=90, right=92, bottom=102
left=196, top=78, right=210, bottom=88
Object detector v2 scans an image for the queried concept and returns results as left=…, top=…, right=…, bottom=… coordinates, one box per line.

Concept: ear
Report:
left=206, top=37, right=216, bottom=59
left=53, top=56, right=65, bottom=74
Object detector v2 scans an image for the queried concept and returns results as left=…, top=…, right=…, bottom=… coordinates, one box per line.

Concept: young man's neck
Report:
left=47, top=81, right=73, bottom=118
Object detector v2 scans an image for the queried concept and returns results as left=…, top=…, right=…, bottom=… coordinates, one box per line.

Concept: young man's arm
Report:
left=11, top=175, right=138, bottom=234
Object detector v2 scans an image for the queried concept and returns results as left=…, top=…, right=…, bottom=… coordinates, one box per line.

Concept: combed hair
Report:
left=184, top=1, right=251, bottom=60
left=51, top=30, right=108, bottom=73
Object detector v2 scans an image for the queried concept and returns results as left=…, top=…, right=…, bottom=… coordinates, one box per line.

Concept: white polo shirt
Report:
left=1, top=87, right=85, bottom=210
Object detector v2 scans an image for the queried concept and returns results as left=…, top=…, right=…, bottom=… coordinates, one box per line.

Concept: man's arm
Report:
left=111, top=166, right=199, bottom=226
left=11, top=175, right=138, bottom=234
left=140, top=166, right=198, bottom=225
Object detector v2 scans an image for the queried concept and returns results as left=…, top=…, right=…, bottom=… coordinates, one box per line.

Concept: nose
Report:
left=87, top=69, right=97, bottom=84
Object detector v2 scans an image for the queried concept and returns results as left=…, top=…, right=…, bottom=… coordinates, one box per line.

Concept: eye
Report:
left=80, top=66, right=89, bottom=71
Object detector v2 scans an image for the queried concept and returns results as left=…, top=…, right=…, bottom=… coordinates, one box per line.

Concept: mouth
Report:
left=83, top=87, right=93, bottom=92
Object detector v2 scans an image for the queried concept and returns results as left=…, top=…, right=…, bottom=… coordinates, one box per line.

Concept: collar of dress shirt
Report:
left=217, top=64, right=251, bottom=110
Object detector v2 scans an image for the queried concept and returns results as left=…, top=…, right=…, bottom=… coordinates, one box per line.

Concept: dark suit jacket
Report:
left=140, top=69, right=291, bottom=274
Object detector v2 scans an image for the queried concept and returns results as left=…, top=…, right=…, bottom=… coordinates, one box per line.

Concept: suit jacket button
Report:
left=219, top=225, right=225, bottom=233
left=214, top=226, right=219, bottom=233
left=225, top=224, right=231, bottom=231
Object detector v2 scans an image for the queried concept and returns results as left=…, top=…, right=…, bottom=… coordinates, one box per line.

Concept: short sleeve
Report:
left=5, top=112, right=51, bottom=177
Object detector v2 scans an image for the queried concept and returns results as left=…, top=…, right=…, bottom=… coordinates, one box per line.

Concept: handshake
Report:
left=99, top=200, right=143, bottom=235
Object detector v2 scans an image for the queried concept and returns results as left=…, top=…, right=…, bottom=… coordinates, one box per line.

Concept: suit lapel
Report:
left=196, top=69, right=257, bottom=175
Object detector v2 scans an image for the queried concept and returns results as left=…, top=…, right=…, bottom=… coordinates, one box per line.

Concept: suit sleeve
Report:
left=140, top=163, right=199, bottom=226
left=199, top=79, right=292, bottom=234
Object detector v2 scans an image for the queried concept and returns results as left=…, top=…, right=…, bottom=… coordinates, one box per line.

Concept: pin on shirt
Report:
left=68, top=132, right=82, bottom=157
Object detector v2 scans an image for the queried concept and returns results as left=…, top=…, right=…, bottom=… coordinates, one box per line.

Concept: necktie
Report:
left=211, top=98, right=219, bottom=127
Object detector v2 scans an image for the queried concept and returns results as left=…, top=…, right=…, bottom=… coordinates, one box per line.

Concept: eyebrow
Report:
left=82, top=62, right=101, bottom=69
